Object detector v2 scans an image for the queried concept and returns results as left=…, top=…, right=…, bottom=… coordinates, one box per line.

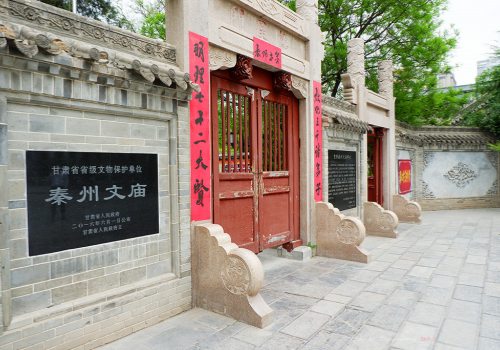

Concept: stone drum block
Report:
left=392, top=195, right=422, bottom=223
left=316, top=202, right=371, bottom=263
left=363, top=201, right=398, bottom=238
left=192, top=223, right=273, bottom=328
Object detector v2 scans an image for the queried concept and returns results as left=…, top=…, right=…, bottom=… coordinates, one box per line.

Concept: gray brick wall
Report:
left=0, top=39, right=191, bottom=349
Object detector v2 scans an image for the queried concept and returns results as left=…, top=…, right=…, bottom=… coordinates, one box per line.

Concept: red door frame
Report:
left=367, top=127, right=384, bottom=206
left=211, top=67, right=301, bottom=253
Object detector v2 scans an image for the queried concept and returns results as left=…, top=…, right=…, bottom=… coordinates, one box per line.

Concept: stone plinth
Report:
left=393, top=195, right=422, bottom=223
left=363, top=202, right=399, bottom=238
left=192, top=223, right=273, bottom=328
left=316, top=202, right=371, bottom=263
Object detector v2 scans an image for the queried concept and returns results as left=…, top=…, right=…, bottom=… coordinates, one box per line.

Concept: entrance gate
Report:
left=211, top=70, right=300, bottom=253
left=367, top=127, right=385, bottom=205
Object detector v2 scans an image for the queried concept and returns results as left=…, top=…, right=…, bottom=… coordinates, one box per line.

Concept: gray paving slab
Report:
left=98, top=209, right=500, bottom=350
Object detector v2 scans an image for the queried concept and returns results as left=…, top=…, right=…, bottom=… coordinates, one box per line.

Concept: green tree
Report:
left=134, top=0, right=165, bottom=40
left=40, top=0, right=133, bottom=29
left=461, top=50, right=500, bottom=138
left=280, top=0, right=463, bottom=125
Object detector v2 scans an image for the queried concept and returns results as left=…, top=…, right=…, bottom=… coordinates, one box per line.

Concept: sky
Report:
left=440, top=0, right=500, bottom=85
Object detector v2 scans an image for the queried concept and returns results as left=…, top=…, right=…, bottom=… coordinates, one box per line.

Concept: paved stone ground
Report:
left=99, top=208, right=500, bottom=350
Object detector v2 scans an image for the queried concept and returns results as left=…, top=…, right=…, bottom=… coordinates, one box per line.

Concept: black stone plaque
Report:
left=328, top=150, right=357, bottom=211
left=26, top=151, right=159, bottom=256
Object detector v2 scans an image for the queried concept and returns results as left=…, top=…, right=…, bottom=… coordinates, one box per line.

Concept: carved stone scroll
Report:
left=230, top=54, right=253, bottom=81
left=290, top=75, right=308, bottom=99
left=363, top=201, right=398, bottom=238
left=316, top=202, right=371, bottom=263
left=192, top=223, right=273, bottom=328
left=393, top=195, right=422, bottom=224
left=209, top=45, right=237, bottom=71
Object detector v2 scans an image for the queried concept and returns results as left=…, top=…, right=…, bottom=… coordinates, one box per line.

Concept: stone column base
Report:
left=393, top=195, right=422, bottom=223
left=316, top=202, right=371, bottom=263
left=192, top=223, right=273, bottom=328
left=363, top=201, right=399, bottom=238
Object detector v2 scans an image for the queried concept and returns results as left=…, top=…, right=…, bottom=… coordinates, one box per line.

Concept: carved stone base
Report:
left=363, top=202, right=399, bottom=238
left=192, top=223, right=273, bottom=328
left=393, top=195, right=422, bottom=223
left=316, top=202, right=371, bottom=263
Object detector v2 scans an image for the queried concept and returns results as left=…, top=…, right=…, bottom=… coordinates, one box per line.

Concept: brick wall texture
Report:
left=0, top=38, right=192, bottom=349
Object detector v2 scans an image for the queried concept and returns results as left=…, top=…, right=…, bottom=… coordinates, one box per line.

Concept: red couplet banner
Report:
left=313, top=81, right=323, bottom=202
left=398, top=159, right=412, bottom=194
left=189, top=32, right=211, bottom=221
left=253, top=37, right=282, bottom=69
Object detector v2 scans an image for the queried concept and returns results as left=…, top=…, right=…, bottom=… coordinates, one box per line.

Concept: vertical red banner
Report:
left=253, top=37, right=282, bottom=69
left=189, top=32, right=210, bottom=221
left=398, top=160, right=412, bottom=194
left=313, top=81, right=323, bottom=202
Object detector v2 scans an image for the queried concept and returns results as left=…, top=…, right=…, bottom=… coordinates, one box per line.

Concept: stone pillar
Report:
left=378, top=60, right=397, bottom=210
left=297, top=0, right=323, bottom=245
left=0, top=96, right=10, bottom=328
left=166, top=0, right=209, bottom=71
left=347, top=38, right=365, bottom=89
left=296, top=0, right=319, bottom=24
left=378, top=60, right=393, bottom=98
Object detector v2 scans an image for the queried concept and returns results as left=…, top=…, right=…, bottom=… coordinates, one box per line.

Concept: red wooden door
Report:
left=367, top=128, right=384, bottom=205
left=211, top=72, right=299, bottom=253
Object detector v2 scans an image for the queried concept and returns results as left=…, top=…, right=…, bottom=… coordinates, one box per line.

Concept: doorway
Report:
left=210, top=70, right=300, bottom=253
left=367, top=127, right=385, bottom=205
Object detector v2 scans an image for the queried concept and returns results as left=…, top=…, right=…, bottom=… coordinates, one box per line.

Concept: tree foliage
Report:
left=134, top=0, right=165, bottom=40
left=461, top=50, right=500, bottom=139
left=40, top=0, right=133, bottom=29
left=280, top=0, right=463, bottom=125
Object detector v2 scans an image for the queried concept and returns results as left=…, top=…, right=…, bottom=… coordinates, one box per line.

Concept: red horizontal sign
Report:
left=253, top=37, right=282, bottom=69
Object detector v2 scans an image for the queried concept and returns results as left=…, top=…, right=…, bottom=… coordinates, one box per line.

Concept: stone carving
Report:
left=231, top=54, right=253, bottom=81
left=230, top=6, right=245, bottom=28
left=341, top=73, right=356, bottom=104
left=257, top=18, right=268, bottom=40
left=239, top=0, right=305, bottom=36
left=347, top=38, right=365, bottom=88
left=278, top=30, right=290, bottom=50
left=296, top=0, right=318, bottom=24
left=421, top=180, right=435, bottom=199
left=423, top=152, right=434, bottom=168
left=363, top=202, right=398, bottom=238
left=256, top=0, right=280, bottom=16
left=209, top=45, right=237, bottom=71
left=443, top=162, right=478, bottom=188
left=273, top=71, right=292, bottom=91
left=486, top=152, right=498, bottom=168
left=316, top=202, right=370, bottom=263
left=392, top=195, right=422, bottom=224
left=1, top=0, right=176, bottom=62
left=13, top=38, right=37, bottom=57
left=487, top=180, right=498, bottom=196
left=221, top=255, right=251, bottom=295
left=378, top=60, right=393, bottom=98
left=290, top=75, right=308, bottom=99
left=192, top=223, right=273, bottom=328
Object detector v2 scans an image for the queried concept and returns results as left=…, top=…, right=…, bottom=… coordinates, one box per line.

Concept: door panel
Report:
left=367, top=128, right=384, bottom=205
left=211, top=72, right=299, bottom=253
